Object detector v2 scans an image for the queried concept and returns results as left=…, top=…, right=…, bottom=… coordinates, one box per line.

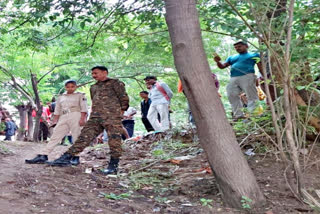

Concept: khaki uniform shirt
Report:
left=54, top=92, right=88, bottom=116
left=90, top=78, right=129, bottom=120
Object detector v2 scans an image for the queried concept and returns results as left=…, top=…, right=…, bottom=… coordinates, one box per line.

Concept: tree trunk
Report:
left=295, top=91, right=320, bottom=132
left=296, top=61, right=320, bottom=106
left=266, top=0, right=320, bottom=133
left=31, top=74, right=41, bottom=142
left=15, top=105, right=27, bottom=141
left=164, top=0, right=265, bottom=208
left=27, top=104, right=34, bottom=141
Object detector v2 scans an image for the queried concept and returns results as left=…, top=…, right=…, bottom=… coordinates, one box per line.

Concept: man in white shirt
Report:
left=144, top=76, right=173, bottom=132
left=122, top=107, right=137, bottom=137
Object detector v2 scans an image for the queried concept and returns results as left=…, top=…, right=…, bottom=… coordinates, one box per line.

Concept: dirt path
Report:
left=0, top=139, right=319, bottom=214
left=0, top=141, right=218, bottom=214
left=0, top=141, right=154, bottom=214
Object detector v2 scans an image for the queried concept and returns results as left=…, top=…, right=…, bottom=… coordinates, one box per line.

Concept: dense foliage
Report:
left=0, top=0, right=319, bottom=128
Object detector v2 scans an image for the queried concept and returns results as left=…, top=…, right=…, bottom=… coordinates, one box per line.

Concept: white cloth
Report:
left=123, top=107, right=137, bottom=120
left=148, top=82, right=173, bottom=105
left=147, top=103, right=169, bottom=132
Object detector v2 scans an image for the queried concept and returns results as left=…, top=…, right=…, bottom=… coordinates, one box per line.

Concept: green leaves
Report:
left=100, top=192, right=131, bottom=200
left=200, top=198, right=213, bottom=208
left=241, top=196, right=252, bottom=209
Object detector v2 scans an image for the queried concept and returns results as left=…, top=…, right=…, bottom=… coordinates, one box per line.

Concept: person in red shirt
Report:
left=32, top=102, right=51, bottom=142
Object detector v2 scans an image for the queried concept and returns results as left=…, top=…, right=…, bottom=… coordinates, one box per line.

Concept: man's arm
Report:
left=161, top=83, right=173, bottom=99
left=257, top=62, right=264, bottom=77
left=80, top=93, right=89, bottom=113
left=114, top=80, right=129, bottom=111
left=213, top=54, right=230, bottom=69
left=54, top=96, right=61, bottom=116
left=129, top=108, right=137, bottom=116
left=79, top=93, right=88, bottom=126
left=51, top=115, right=60, bottom=125
left=5, top=122, right=9, bottom=131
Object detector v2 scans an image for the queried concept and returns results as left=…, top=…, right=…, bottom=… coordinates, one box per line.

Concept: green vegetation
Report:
left=200, top=198, right=213, bottom=208
left=0, top=0, right=319, bottom=210
left=0, top=143, right=12, bottom=155
left=100, top=192, right=132, bottom=200
left=241, top=196, right=253, bottom=210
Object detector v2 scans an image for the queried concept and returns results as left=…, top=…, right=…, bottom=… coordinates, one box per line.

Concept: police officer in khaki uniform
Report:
left=47, top=66, right=129, bottom=175
left=25, top=80, right=88, bottom=164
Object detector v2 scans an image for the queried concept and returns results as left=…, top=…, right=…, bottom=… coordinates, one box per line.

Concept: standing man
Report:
left=32, top=102, right=51, bottom=142
left=122, top=107, right=137, bottom=138
left=144, top=76, right=173, bottom=132
left=139, top=91, right=154, bottom=132
left=48, top=66, right=129, bottom=175
left=4, top=118, right=17, bottom=141
left=214, top=41, right=262, bottom=119
left=25, top=80, right=88, bottom=164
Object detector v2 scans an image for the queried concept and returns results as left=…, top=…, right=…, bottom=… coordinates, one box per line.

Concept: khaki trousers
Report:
left=226, top=73, right=258, bottom=118
left=41, top=112, right=82, bottom=155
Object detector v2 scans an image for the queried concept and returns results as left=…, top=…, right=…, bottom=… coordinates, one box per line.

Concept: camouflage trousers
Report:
left=67, top=116, right=123, bottom=158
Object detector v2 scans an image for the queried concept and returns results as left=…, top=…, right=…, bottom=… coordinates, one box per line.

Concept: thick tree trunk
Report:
left=15, top=105, right=27, bottom=141
left=164, top=0, right=265, bottom=208
left=27, top=105, right=34, bottom=141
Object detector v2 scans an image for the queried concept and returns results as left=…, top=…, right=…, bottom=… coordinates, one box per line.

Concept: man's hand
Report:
left=50, top=115, right=59, bottom=126
left=49, top=119, right=58, bottom=127
left=123, top=115, right=132, bottom=120
left=79, top=118, right=86, bottom=126
left=79, top=112, right=87, bottom=126
left=213, top=53, right=221, bottom=62
left=213, top=53, right=230, bottom=69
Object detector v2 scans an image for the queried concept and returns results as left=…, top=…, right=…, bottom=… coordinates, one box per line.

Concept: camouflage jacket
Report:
left=90, top=78, right=129, bottom=119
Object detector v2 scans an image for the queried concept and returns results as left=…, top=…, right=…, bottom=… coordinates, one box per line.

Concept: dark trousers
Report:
left=38, top=122, right=49, bottom=141
left=4, top=134, right=12, bottom=141
left=122, top=120, right=135, bottom=138
left=142, top=118, right=154, bottom=132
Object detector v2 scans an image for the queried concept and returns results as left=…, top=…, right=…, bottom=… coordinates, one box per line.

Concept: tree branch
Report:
left=7, top=17, right=32, bottom=32
left=202, top=29, right=259, bottom=49
left=224, top=0, right=264, bottom=42
left=38, top=62, right=81, bottom=83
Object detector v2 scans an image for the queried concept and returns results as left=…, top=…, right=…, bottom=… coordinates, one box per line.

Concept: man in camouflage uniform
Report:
left=48, top=66, right=129, bottom=175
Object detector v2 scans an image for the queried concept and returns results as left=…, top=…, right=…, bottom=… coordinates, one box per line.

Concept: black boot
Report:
left=25, top=154, right=48, bottom=164
left=46, top=153, right=80, bottom=167
left=101, top=157, right=119, bottom=175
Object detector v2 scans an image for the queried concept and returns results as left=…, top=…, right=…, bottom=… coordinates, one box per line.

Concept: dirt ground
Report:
left=0, top=132, right=319, bottom=214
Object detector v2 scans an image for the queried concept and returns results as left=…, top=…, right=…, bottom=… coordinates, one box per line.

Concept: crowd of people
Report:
left=2, top=40, right=269, bottom=175
left=0, top=107, right=18, bottom=141
left=24, top=66, right=175, bottom=175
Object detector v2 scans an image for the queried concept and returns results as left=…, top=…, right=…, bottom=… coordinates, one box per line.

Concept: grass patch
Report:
left=0, top=142, right=13, bottom=155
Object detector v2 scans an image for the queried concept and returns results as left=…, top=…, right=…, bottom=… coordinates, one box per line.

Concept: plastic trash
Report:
left=244, top=148, right=255, bottom=156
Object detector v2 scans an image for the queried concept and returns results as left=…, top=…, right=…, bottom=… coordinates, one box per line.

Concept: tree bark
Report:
left=26, top=104, right=34, bottom=141
left=164, top=0, right=265, bottom=208
left=15, top=105, right=27, bottom=141
left=31, top=73, right=41, bottom=142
